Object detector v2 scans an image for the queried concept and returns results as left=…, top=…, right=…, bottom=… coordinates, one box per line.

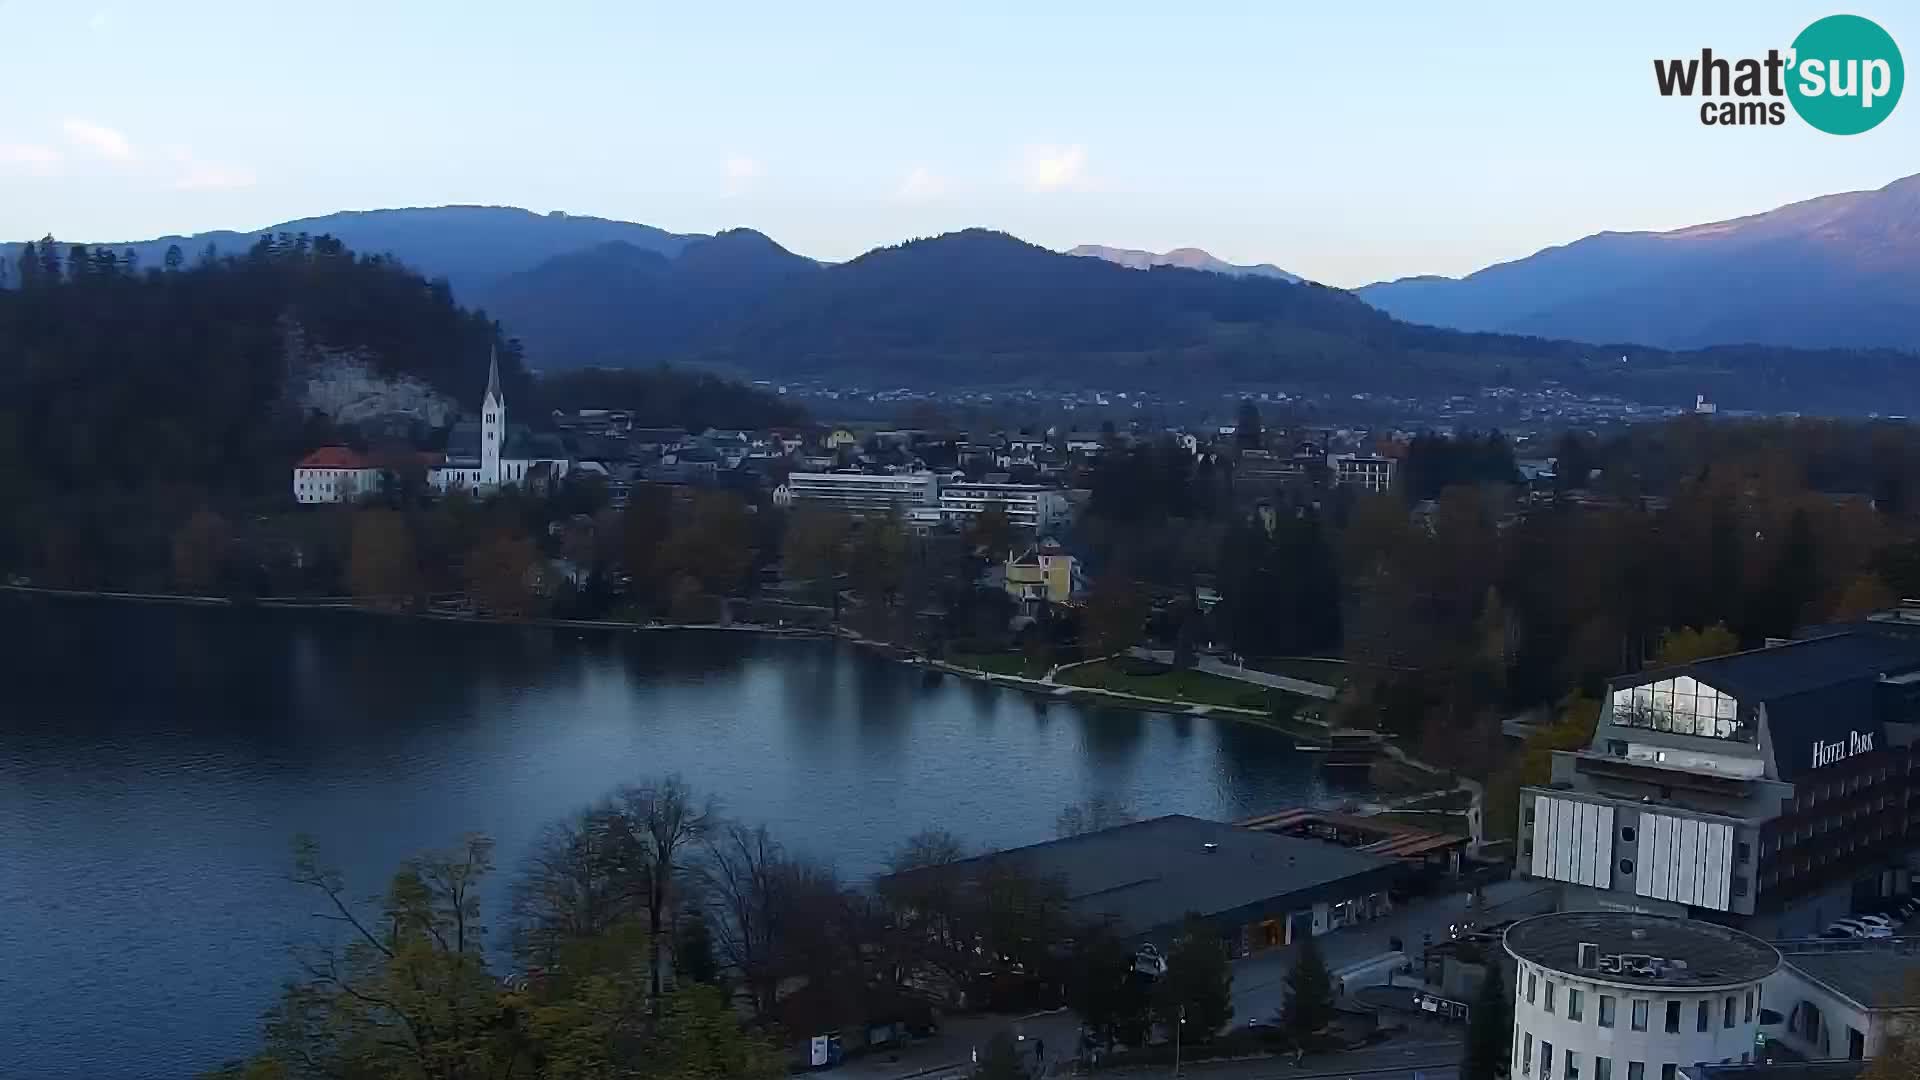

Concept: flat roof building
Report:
left=786, top=471, right=939, bottom=515
left=1504, top=911, right=1781, bottom=1080
left=939, top=482, right=1070, bottom=535
left=880, top=814, right=1402, bottom=956
left=1520, top=615, right=1920, bottom=937
left=1761, top=938, right=1920, bottom=1064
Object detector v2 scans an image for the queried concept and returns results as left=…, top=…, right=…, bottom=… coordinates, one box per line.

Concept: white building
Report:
left=428, top=349, right=573, bottom=495
left=939, top=482, right=1070, bottom=535
left=1330, top=453, right=1396, bottom=494
left=785, top=471, right=939, bottom=514
left=1506, top=912, right=1780, bottom=1080
left=293, top=446, right=383, bottom=504
left=1760, top=939, right=1920, bottom=1063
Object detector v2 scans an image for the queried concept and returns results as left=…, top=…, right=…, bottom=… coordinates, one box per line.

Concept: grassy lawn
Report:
left=1060, top=658, right=1287, bottom=711
left=1244, top=656, right=1350, bottom=687
left=947, top=651, right=1049, bottom=679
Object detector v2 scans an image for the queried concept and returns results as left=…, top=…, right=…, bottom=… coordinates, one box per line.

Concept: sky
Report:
left=0, top=0, right=1914, bottom=287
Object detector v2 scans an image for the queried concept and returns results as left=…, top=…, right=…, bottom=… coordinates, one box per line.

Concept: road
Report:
left=817, top=880, right=1545, bottom=1080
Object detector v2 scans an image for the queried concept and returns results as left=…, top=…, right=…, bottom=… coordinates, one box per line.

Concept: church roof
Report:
left=296, top=446, right=373, bottom=469
left=484, top=346, right=501, bottom=403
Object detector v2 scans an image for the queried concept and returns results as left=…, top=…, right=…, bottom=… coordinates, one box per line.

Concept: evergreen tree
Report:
left=1461, top=961, right=1511, bottom=1080
left=1152, top=915, right=1232, bottom=1042
left=163, top=243, right=184, bottom=272
left=1235, top=399, right=1263, bottom=449
left=1281, top=932, right=1335, bottom=1039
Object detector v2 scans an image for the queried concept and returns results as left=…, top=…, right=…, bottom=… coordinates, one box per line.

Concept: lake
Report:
left=0, top=596, right=1326, bottom=1079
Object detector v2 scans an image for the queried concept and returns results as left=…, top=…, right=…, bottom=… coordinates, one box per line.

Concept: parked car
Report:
left=1832, top=918, right=1891, bottom=938
left=1855, top=914, right=1896, bottom=930
left=1818, top=927, right=1856, bottom=940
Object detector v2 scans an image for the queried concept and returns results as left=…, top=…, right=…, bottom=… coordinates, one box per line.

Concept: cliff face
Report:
left=283, top=324, right=460, bottom=428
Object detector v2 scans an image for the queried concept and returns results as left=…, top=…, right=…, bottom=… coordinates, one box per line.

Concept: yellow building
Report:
left=825, top=428, right=859, bottom=449
left=1005, top=541, right=1083, bottom=608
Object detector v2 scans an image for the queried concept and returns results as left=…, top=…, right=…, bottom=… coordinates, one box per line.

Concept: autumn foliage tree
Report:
left=465, top=530, right=542, bottom=616
left=348, top=509, right=422, bottom=607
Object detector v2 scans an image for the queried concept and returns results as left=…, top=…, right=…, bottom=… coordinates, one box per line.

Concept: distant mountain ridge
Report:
left=479, top=229, right=819, bottom=366
left=1069, top=244, right=1300, bottom=282
left=1357, top=173, right=1920, bottom=350
left=4, top=205, right=700, bottom=296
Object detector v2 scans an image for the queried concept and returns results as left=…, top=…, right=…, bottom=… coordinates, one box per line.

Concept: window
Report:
left=1546, top=981, right=1557, bottom=1014
left=1599, top=995, right=1617, bottom=1028
left=1595, top=1059, right=1612, bottom=1080
left=1736, top=841, right=1752, bottom=863
left=1567, top=1050, right=1581, bottom=1080
left=1622, top=825, right=1637, bottom=843
left=1568, top=988, right=1584, bottom=1022
left=1541, top=1040, right=1554, bottom=1080
left=1665, top=1000, right=1681, bottom=1033
left=1628, top=1064, right=1644, bottom=1080
left=1732, top=876, right=1748, bottom=897
left=1609, top=740, right=1629, bottom=757
left=1529, top=972, right=1538, bottom=1004
left=1724, top=996, right=1737, bottom=1028
left=1661, top=1067, right=1676, bottom=1080
left=1524, top=1033, right=1534, bottom=1076
left=1745, top=991, right=1755, bottom=1023
left=1697, top=1001, right=1710, bottom=1032
left=1631, top=1000, right=1649, bottom=1032
left=1621, top=858, right=1636, bottom=874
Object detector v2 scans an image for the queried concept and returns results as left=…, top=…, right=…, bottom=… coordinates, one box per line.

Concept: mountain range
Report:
left=1356, top=174, right=1920, bottom=350
left=1067, top=244, right=1300, bottom=282
left=5, top=174, right=1918, bottom=405
left=4, top=205, right=699, bottom=295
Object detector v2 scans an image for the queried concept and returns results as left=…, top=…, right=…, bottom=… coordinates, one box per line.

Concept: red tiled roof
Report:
left=296, top=446, right=372, bottom=469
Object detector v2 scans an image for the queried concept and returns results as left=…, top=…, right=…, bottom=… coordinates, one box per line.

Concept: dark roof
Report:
left=1503, top=912, right=1779, bottom=989
left=1628, top=632, right=1920, bottom=703
left=884, top=814, right=1397, bottom=939
left=1779, top=945, right=1920, bottom=1010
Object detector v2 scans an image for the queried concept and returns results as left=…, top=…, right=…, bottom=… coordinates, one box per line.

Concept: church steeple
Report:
left=480, top=346, right=505, bottom=487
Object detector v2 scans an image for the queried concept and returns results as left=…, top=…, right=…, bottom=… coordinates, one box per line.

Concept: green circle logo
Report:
left=1787, top=14, right=1903, bottom=134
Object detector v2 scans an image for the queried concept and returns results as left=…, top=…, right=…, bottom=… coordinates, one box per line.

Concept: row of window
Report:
left=1524, top=971, right=1755, bottom=1032
left=1518, top=1036, right=1752, bottom=1080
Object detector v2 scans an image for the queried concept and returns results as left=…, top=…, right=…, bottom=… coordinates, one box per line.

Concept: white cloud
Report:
left=0, top=143, right=62, bottom=175
left=164, top=145, right=255, bottom=191
left=62, top=118, right=134, bottom=161
left=896, top=165, right=948, bottom=203
left=1019, top=144, right=1087, bottom=192
left=721, top=154, right=762, bottom=197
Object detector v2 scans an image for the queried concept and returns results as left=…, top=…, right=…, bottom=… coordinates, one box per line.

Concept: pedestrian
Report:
left=1034, top=1037, right=1045, bottom=1067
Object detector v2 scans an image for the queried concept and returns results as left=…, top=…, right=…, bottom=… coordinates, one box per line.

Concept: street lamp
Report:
left=1173, top=1005, right=1186, bottom=1080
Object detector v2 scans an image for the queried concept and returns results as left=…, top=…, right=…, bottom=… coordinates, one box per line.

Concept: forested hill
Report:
left=0, top=233, right=525, bottom=574
left=685, top=230, right=1919, bottom=413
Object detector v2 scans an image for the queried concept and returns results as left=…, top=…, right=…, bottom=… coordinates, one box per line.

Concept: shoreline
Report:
left=0, top=583, right=1316, bottom=734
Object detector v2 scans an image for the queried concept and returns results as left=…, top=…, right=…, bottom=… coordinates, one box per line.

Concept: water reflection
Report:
left=0, top=596, right=1318, bottom=1080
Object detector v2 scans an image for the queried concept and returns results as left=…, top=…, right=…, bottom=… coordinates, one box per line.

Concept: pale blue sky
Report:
left=0, top=0, right=1913, bottom=286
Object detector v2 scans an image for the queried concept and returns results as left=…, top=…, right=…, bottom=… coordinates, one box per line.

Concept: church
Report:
left=427, top=350, right=573, bottom=495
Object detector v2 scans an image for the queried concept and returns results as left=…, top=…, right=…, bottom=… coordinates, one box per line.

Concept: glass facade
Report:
left=1610, top=676, right=1747, bottom=741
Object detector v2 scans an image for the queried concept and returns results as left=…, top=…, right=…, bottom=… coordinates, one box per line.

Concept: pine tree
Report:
left=1153, top=915, right=1233, bottom=1041
left=1281, top=932, right=1335, bottom=1039
left=163, top=243, right=184, bottom=272
left=1461, top=961, right=1511, bottom=1079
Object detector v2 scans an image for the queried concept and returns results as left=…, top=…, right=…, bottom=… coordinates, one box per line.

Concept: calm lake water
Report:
left=0, top=596, right=1326, bottom=1079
